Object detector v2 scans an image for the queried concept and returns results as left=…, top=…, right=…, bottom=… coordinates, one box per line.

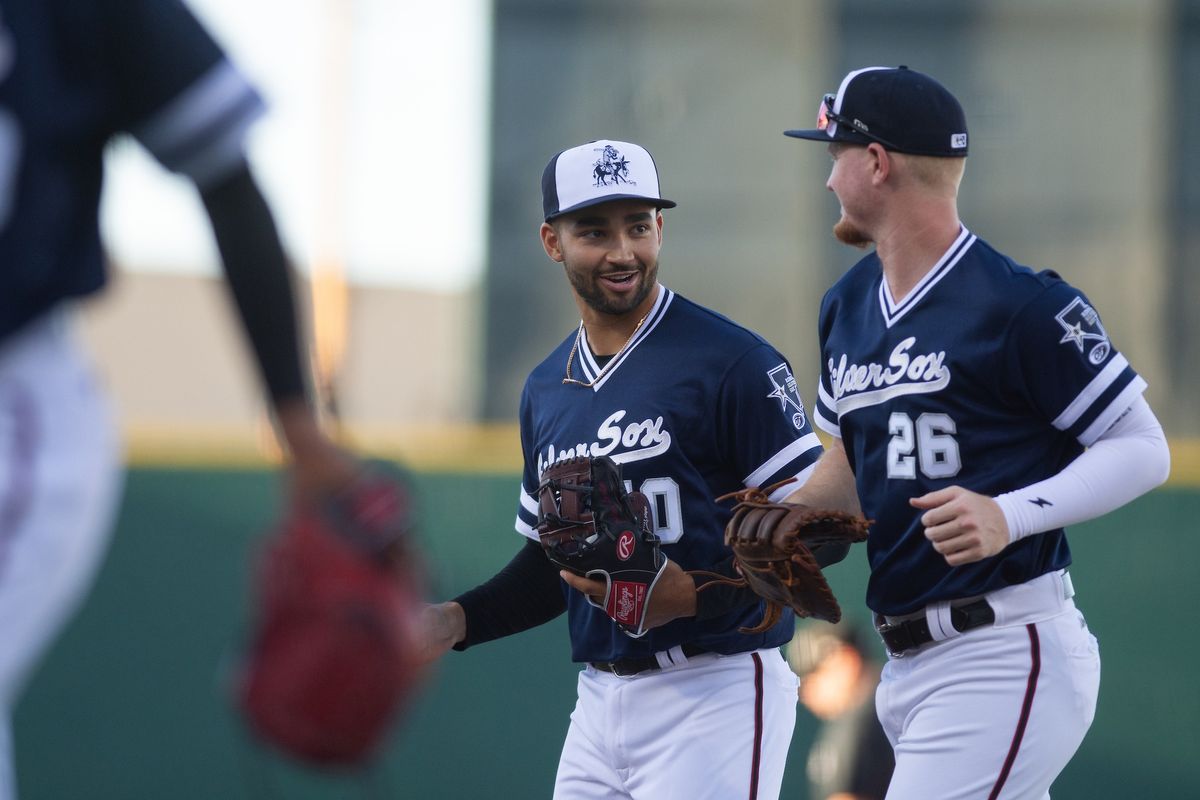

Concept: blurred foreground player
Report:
left=0, top=0, right=379, bottom=794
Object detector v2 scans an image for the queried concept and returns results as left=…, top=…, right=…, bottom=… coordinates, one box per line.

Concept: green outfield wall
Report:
left=14, top=469, right=1199, bottom=799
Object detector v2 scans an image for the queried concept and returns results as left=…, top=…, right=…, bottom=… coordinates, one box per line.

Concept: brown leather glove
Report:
left=714, top=484, right=870, bottom=633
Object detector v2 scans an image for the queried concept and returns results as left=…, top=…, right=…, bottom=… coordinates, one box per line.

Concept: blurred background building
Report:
left=81, top=0, right=1199, bottom=470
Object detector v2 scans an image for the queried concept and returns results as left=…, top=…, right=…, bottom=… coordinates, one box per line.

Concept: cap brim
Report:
left=784, top=128, right=835, bottom=141
left=547, top=194, right=677, bottom=222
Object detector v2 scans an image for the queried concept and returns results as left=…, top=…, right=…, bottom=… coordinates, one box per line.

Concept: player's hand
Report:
left=560, top=559, right=696, bottom=630
left=274, top=399, right=361, bottom=500
left=910, top=486, right=1010, bottom=567
left=558, top=570, right=606, bottom=603
left=288, top=444, right=362, bottom=510
left=414, top=602, right=466, bottom=664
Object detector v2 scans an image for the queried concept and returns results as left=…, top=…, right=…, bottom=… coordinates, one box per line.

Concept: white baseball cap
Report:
left=541, top=139, right=677, bottom=222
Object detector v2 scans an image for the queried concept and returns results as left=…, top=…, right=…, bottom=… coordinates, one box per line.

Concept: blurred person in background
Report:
left=0, top=1, right=362, bottom=796
left=780, top=65, right=1170, bottom=799
left=786, top=620, right=893, bottom=800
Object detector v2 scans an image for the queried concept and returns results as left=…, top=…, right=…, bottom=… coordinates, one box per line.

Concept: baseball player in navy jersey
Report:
left=419, top=138, right=836, bottom=799
left=0, top=2, right=362, bottom=796
left=781, top=66, right=1171, bottom=799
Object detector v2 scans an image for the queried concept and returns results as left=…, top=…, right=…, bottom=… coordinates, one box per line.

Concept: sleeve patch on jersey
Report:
left=766, top=363, right=807, bottom=430
left=1055, top=297, right=1111, bottom=365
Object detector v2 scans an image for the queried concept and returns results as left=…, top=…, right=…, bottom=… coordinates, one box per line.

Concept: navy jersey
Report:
left=813, top=227, right=1146, bottom=615
left=515, top=286, right=824, bottom=663
left=0, top=0, right=264, bottom=342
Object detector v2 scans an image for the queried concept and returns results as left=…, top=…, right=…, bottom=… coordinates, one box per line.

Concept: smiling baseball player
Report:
left=418, top=139, right=844, bottom=799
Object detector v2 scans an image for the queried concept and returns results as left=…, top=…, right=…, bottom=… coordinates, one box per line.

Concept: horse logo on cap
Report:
left=593, top=145, right=633, bottom=187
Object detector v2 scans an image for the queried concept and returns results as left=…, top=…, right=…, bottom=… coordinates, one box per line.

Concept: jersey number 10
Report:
left=624, top=477, right=683, bottom=543
left=887, top=412, right=962, bottom=480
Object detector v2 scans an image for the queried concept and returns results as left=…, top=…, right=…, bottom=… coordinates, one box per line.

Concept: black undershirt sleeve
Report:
left=452, top=538, right=567, bottom=650
left=199, top=163, right=310, bottom=404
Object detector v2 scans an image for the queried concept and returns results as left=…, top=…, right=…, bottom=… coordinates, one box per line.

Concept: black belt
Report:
left=874, top=598, right=996, bottom=657
left=590, top=643, right=711, bottom=677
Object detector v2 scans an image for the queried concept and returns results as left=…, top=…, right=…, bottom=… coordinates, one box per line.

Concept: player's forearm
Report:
left=200, top=162, right=310, bottom=406
left=201, top=167, right=364, bottom=497
left=452, top=539, right=567, bottom=650
left=995, top=397, right=1170, bottom=541
left=782, top=437, right=862, bottom=515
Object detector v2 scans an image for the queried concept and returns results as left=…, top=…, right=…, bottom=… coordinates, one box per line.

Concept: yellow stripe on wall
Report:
left=1167, top=438, right=1200, bottom=486
left=123, top=424, right=1200, bottom=486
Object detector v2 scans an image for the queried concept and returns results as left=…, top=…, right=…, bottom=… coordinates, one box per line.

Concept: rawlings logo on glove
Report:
left=535, top=455, right=667, bottom=638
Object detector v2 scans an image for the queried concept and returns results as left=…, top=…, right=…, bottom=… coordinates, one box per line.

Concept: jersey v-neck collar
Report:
left=877, top=225, right=977, bottom=328
left=575, top=284, right=674, bottom=391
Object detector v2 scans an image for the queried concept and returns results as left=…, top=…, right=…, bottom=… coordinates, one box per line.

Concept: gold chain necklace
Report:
left=562, top=312, right=649, bottom=388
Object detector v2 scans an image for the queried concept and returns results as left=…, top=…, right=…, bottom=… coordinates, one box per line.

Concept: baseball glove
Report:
left=235, top=461, right=427, bottom=766
left=709, top=481, right=869, bottom=633
left=536, top=455, right=666, bottom=638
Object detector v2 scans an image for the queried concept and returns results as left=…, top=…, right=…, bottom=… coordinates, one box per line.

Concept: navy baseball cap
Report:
left=785, top=66, right=968, bottom=157
left=541, top=139, right=677, bottom=222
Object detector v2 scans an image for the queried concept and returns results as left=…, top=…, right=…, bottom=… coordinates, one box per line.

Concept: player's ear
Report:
left=655, top=210, right=664, bottom=241
left=540, top=221, right=565, bottom=263
left=867, top=143, right=891, bottom=186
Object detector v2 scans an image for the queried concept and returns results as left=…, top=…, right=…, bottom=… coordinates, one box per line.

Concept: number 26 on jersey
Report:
left=887, top=412, right=961, bottom=480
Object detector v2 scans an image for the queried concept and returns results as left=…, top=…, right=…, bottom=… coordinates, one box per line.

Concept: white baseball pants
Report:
left=554, top=647, right=798, bottom=800
left=876, top=571, right=1101, bottom=800
left=0, top=311, right=122, bottom=800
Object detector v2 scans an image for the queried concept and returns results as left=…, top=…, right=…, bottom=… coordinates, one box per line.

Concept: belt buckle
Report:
left=596, top=659, right=647, bottom=677
left=873, top=615, right=908, bottom=659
